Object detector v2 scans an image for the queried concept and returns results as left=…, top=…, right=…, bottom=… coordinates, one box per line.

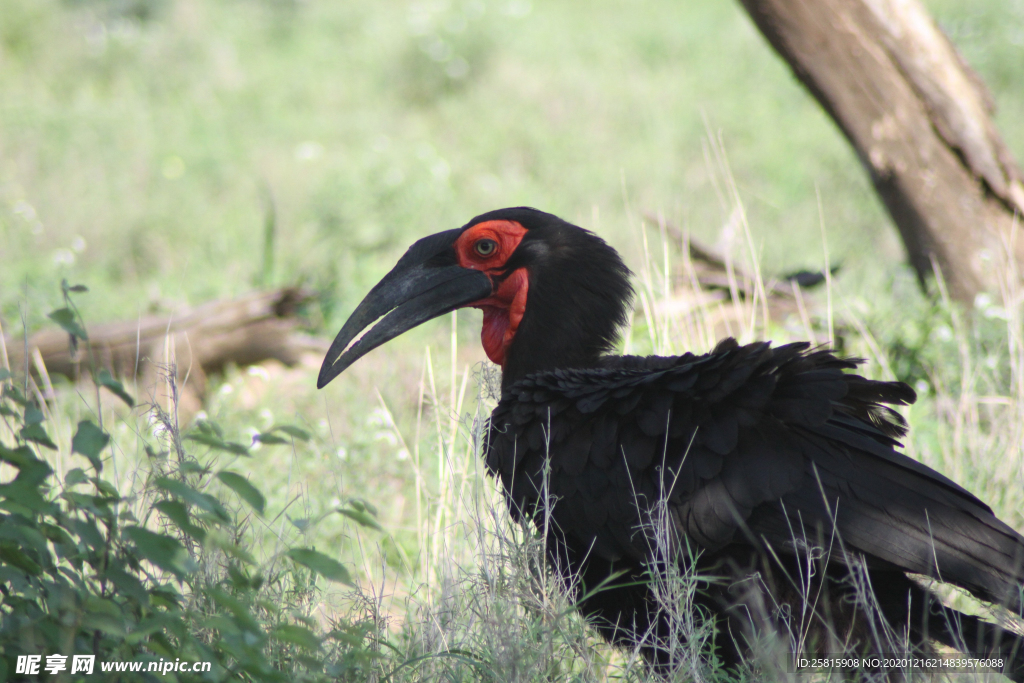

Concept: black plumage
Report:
left=319, top=207, right=1024, bottom=679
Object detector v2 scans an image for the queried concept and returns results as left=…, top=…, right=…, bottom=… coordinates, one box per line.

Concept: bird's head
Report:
left=317, top=207, right=634, bottom=390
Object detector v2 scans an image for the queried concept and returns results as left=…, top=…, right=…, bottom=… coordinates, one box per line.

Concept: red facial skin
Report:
left=453, top=220, right=529, bottom=366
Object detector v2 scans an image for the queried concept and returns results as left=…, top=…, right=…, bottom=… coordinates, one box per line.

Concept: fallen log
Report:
left=1, top=287, right=328, bottom=420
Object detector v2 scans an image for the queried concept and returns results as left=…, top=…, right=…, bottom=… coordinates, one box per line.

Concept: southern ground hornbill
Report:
left=318, top=207, right=1024, bottom=678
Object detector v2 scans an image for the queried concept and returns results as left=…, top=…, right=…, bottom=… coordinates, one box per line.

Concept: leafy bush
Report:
left=0, top=288, right=385, bottom=681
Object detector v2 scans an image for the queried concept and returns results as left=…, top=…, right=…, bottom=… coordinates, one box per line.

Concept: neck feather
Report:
left=498, top=231, right=633, bottom=389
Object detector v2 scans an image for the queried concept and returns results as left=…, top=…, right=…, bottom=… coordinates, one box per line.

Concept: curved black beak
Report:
left=317, top=229, right=493, bottom=389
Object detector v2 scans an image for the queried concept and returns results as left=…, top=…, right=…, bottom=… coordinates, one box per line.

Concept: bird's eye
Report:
left=474, top=239, right=498, bottom=257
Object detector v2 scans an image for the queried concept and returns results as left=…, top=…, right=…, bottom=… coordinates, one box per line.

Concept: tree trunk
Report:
left=737, top=0, right=1024, bottom=304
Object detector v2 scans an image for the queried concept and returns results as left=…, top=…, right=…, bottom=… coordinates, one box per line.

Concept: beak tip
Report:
left=316, top=362, right=338, bottom=390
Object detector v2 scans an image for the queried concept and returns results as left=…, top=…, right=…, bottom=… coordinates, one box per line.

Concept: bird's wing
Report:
left=487, top=339, right=1024, bottom=608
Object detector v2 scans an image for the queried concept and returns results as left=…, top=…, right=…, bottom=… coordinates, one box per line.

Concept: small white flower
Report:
left=294, top=141, right=323, bottom=161
left=430, top=158, right=450, bottom=181
left=503, top=0, right=532, bottom=18
left=376, top=431, right=398, bottom=446
left=13, top=200, right=37, bottom=220
left=247, top=365, right=270, bottom=380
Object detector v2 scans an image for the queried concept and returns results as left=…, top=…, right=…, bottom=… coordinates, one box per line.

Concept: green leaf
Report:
left=82, top=613, right=127, bottom=637
left=124, top=616, right=175, bottom=645
left=347, top=497, right=378, bottom=516
left=185, top=432, right=250, bottom=456
left=72, top=420, right=109, bottom=471
left=154, top=477, right=230, bottom=522
left=64, top=468, right=89, bottom=486
left=7, top=456, right=52, bottom=487
left=256, top=599, right=278, bottom=615
left=195, top=419, right=224, bottom=438
left=62, top=491, right=114, bottom=522
left=0, top=544, right=42, bottom=575
left=4, top=385, right=28, bottom=405
left=23, top=405, right=44, bottom=425
left=71, top=518, right=105, bottom=550
left=273, top=624, right=321, bottom=651
left=204, top=529, right=257, bottom=566
left=338, top=508, right=382, bottom=531
left=286, top=548, right=354, bottom=585
left=39, top=522, right=76, bottom=549
left=179, top=461, right=207, bottom=475
left=85, top=595, right=122, bottom=617
left=288, top=515, right=311, bottom=531
left=20, top=422, right=56, bottom=449
left=123, top=526, right=193, bottom=576
left=0, top=444, right=41, bottom=468
left=254, top=424, right=312, bottom=445
left=97, top=369, right=135, bottom=407
left=208, top=587, right=262, bottom=634
left=153, top=499, right=206, bottom=541
left=216, top=471, right=265, bottom=515
left=145, top=632, right=176, bottom=656
left=0, top=368, right=12, bottom=382
left=0, top=524, right=49, bottom=559
left=254, top=432, right=289, bottom=445
left=0, top=479, right=52, bottom=515
left=47, top=307, right=88, bottom=340
left=93, top=477, right=120, bottom=500
left=102, top=565, right=149, bottom=604
left=274, top=424, right=312, bottom=441
left=227, top=564, right=256, bottom=590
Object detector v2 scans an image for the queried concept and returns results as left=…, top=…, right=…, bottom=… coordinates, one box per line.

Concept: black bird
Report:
left=318, top=207, right=1024, bottom=678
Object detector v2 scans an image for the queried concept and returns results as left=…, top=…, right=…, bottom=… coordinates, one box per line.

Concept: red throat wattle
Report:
left=453, top=220, right=530, bottom=366
left=477, top=268, right=528, bottom=365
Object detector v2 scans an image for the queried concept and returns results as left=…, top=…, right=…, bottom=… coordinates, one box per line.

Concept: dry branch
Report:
left=642, top=211, right=833, bottom=342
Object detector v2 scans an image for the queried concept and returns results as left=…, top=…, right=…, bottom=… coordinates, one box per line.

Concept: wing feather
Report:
left=486, top=339, right=1024, bottom=608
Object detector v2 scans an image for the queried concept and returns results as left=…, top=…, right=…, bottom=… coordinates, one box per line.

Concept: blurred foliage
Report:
left=2, top=0, right=1020, bottom=335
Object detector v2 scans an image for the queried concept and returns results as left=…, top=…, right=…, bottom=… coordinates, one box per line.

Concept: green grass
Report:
left=2, top=0, right=1024, bottom=679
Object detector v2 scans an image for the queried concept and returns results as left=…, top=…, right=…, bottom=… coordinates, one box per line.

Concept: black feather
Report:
left=487, top=336, right=1024, bottom=677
